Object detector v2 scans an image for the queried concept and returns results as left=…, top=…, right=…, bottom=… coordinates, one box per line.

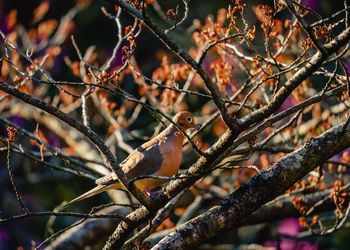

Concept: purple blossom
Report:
left=264, top=218, right=318, bottom=250
left=279, top=217, right=300, bottom=236
left=0, top=228, right=10, bottom=249
left=303, top=0, right=320, bottom=11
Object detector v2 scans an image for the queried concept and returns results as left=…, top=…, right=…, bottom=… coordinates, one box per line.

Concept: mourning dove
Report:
left=65, top=111, right=200, bottom=206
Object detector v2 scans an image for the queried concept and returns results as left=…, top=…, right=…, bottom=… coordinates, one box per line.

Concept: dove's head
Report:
left=173, top=111, right=201, bottom=131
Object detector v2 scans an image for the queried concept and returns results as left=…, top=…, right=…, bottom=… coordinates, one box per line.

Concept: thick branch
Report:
left=153, top=121, right=350, bottom=249
left=103, top=25, right=350, bottom=249
left=120, top=188, right=345, bottom=246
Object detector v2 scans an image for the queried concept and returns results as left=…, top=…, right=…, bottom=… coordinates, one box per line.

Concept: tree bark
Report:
left=152, top=121, right=350, bottom=249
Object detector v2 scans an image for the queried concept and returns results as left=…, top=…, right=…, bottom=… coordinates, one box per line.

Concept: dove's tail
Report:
left=63, top=182, right=123, bottom=208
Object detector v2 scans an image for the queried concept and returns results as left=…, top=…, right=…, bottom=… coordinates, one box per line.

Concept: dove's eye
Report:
left=186, top=117, right=192, bottom=122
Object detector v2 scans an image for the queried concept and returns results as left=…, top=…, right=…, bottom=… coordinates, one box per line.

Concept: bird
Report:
left=64, top=111, right=200, bottom=207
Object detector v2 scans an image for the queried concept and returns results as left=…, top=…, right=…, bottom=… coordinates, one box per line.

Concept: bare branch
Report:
left=0, top=82, right=149, bottom=207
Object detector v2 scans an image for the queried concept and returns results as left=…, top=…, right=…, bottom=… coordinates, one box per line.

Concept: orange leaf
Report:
left=6, top=9, right=17, bottom=30
left=38, top=19, right=58, bottom=39
left=33, top=0, right=50, bottom=24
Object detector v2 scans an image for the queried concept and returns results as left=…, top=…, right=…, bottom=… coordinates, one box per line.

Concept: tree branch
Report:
left=153, top=121, right=350, bottom=248
left=102, top=0, right=235, bottom=128
left=102, top=24, right=350, bottom=248
left=0, top=82, right=149, bottom=207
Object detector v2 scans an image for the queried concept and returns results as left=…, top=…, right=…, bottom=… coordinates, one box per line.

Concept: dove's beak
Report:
left=193, top=124, right=201, bottom=130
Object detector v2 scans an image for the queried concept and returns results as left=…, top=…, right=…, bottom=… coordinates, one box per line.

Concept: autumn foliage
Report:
left=1, top=0, right=350, bottom=249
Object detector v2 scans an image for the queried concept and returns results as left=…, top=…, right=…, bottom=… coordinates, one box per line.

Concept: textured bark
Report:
left=152, top=122, right=350, bottom=249
left=102, top=19, right=350, bottom=249
left=123, top=188, right=342, bottom=246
